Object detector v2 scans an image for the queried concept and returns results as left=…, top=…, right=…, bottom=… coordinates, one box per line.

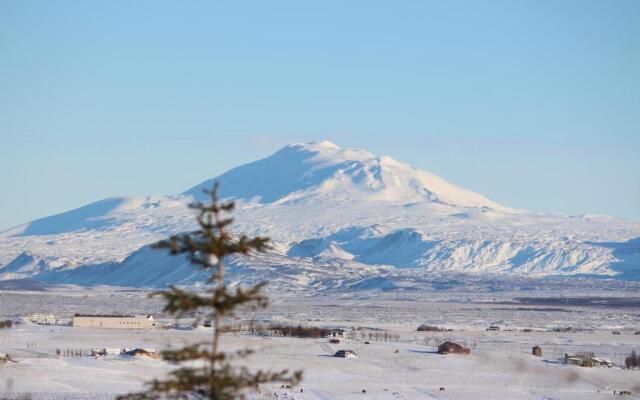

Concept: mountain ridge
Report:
left=1, top=141, right=639, bottom=288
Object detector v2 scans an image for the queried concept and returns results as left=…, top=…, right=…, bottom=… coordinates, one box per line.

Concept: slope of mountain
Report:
left=0, top=252, right=50, bottom=280
left=1, top=141, right=639, bottom=289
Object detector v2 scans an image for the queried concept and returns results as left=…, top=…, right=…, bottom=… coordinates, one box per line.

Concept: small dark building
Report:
left=437, top=341, right=470, bottom=355
left=532, top=346, right=542, bottom=357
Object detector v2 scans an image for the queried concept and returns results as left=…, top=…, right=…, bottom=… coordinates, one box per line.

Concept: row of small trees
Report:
left=55, top=349, right=89, bottom=358
left=261, top=324, right=331, bottom=338
left=0, top=320, right=13, bottom=330
left=358, top=331, right=400, bottom=342
left=417, top=324, right=445, bottom=332
left=243, top=321, right=403, bottom=343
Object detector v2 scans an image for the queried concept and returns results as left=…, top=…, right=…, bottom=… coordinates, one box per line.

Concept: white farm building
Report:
left=72, top=314, right=158, bottom=329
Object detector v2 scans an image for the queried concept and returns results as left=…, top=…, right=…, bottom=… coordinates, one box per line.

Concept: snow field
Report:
left=1, top=294, right=640, bottom=399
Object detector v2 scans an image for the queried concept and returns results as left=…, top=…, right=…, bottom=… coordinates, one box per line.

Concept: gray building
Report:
left=72, top=314, right=158, bottom=329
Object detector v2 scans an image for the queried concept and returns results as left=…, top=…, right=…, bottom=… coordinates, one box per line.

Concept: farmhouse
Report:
left=328, top=329, right=346, bottom=338
left=564, top=353, right=613, bottom=368
left=72, top=314, right=158, bottom=329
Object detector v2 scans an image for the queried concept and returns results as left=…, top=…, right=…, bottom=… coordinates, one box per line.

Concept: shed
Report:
left=438, top=341, right=470, bottom=355
left=532, top=346, right=542, bottom=357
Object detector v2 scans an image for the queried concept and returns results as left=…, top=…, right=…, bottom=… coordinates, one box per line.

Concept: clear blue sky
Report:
left=1, top=0, right=639, bottom=230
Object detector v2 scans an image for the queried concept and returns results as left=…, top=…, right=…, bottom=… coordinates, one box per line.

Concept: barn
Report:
left=72, top=314, right=158, bottom=329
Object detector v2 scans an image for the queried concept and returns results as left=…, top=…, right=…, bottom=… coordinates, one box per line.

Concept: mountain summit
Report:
left=184, top=141, right=515, bottom=213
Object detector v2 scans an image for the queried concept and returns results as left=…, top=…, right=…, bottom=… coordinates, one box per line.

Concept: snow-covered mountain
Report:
left=1, top=141, right=639, bottom=289
left=185, top=141, right=516, bottom=212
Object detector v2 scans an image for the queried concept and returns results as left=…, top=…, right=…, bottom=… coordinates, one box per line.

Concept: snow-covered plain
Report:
left=1, top=288, right=640, bottom=399
left=1, top=141, right=639, bottom=288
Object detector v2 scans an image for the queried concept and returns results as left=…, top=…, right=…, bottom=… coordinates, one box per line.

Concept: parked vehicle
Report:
left=334, top=350, right=357, bottom=358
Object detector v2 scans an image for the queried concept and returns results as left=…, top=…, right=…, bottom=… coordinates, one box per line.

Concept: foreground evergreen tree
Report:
left=119, top=183, right=301, bottom=399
